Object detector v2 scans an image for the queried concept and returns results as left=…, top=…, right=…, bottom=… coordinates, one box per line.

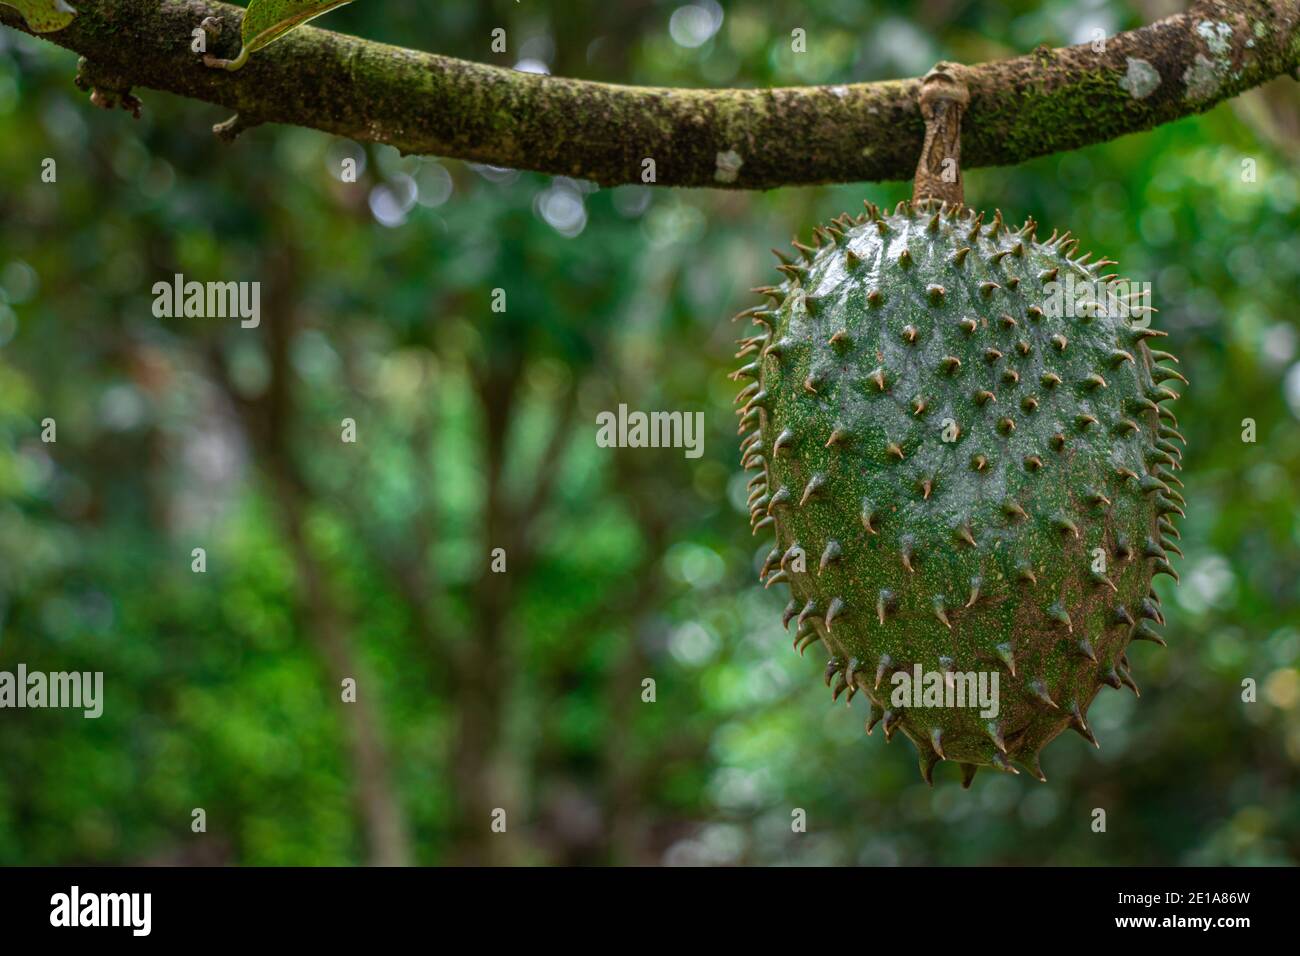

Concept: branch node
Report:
left=199, top=14, right=249, bottom=71
left=74, top=56, right=142, bottom=119
left=213, top=112, right=262, bottom=143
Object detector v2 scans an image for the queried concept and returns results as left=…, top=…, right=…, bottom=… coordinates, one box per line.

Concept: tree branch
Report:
left=4, top=0, right=1298, bottom=188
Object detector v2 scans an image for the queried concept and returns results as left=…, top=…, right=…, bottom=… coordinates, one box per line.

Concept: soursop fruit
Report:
left=734, top=199, right=1184, bottom=785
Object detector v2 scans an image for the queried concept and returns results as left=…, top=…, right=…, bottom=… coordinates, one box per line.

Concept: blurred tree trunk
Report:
left=209, top=245, right=413, bottom=867
left=448, top=352, right=579, bottom=863
left=448, top=353, right=522, bottom=864
left=275, top=476, right=413, bottom=867
left=601, top=448, right=669, bottom=864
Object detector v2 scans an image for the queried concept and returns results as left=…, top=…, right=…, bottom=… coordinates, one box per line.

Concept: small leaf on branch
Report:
left=205, top=0, right=353, bottom=72
left=2, top=0, right=77, bottom=33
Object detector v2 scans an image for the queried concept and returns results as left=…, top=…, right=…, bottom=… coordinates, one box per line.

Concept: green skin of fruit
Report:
left=737, top=200, right=1183, bottom=785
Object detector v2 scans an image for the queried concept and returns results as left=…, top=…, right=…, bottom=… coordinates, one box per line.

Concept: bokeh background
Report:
left=1, top=0, right=1298, bottom=866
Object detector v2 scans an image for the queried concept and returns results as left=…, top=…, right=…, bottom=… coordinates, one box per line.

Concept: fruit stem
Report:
left=911, top=62, right=970, bottom=207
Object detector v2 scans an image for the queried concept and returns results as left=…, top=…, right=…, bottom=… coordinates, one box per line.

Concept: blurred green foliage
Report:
left=0, top=0, right=1297, bottom=865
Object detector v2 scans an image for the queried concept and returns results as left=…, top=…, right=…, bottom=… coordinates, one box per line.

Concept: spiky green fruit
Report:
left=735, top=200, right=1183, bottom=786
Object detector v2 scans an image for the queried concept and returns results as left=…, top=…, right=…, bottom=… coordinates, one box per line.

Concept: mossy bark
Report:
left=2, top=0, right=1298, bottom=188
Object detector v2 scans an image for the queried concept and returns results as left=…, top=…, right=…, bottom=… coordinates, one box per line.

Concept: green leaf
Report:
left=240, top=0, right=353, bottom=54
left=1, top=0, right=77, bottom=33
